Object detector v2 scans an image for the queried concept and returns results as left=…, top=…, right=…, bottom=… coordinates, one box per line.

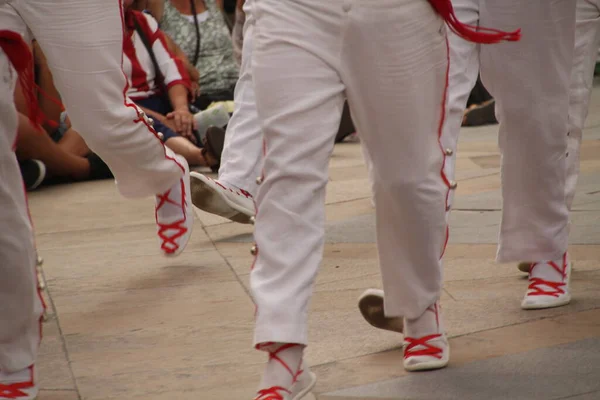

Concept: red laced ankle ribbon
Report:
left=404, top=303, right=444, bottom=360
left=428, top=0, right=521, bottom=44
left=0, top=368, right=34, bottom=400
left=527, top=254, right=568, bottom=298
left=255, top=386, right=291, bottom=400
left=155, top=183, right=188, bottom=254
left=0, top=383, right=30, bottom=399
left=0, top=31, right=61, bottom=131
left=254, top=343, right=303, bottom=400
left=404, top=333, right=444, bottom=360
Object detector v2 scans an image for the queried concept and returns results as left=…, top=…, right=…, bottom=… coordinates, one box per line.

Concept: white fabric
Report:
left=258, top=343, right=303, bottom=394
left=566, top=0, right=600, bottom=208
left=443, top=0, right=576, bottom=263
left=360, top=140, right=375, bottom=207
left=1, top=0, right=184, bottom=200
left=218, top=0, right=264, bottom=197
left=0, top=0, right=185, bottom=371
left=0, top=50, right=44, bottom=373
left=250, top=0, right=450, bottom=346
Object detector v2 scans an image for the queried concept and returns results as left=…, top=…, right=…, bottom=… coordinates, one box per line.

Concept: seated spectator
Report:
left=123, top=0, right=225, bottom=169
left=15, top=41, right=112, bottom=191
left=462, top=76, right=497, bottom=127
left=150, top=0, right=357, bottom=145
left=147, top=0, right=240, bottom=109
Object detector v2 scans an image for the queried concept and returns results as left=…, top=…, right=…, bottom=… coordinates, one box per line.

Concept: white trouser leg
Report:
left=444, top=0, right=481, bottom=210
left=251, top=0, right=449, bottom=347
left=342, top=1, right=449, bottom=319
left=360, top=143, right=375, bottom=205
left=566, top=0, right=600, bottom=208
left=10, top=0, right=184, bottom=199
left=479, top=0, right=576, bottom=262
left=0, top=46, right=44, bottom=372
left=251, top=0, right=345, bottom=346
left=218, top=0, right=263, bottom=197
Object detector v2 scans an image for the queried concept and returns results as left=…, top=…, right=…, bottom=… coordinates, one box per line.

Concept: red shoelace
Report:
left=0, top=382, right=32, bottom=399
left=212, top=178, right=253, bottom=199
left=254, top=343, right=303, bottom=400
left=254, top=386, right=291, bottom=400
left=527, top=255, right=568, bottom=298
left=404, top=303, right=444, bottom=360
left=404, top=334, right=444, bottom=360
left=155, top=183, right=188, bottom=254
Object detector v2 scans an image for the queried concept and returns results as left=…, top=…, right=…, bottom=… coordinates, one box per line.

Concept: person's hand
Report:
left=157, top=116, right=177, bottom=134
left=166, top=107, right=197, bottom=143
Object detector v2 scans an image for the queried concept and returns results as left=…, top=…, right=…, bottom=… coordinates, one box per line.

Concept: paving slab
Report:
left=27, top=81, right=600, bottom=400
left=322, top=338, right=600, bottom=400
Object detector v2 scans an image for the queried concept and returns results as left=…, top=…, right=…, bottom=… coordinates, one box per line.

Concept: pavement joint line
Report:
left=201, top=221, right=254, bottom=301
left=40, top=267, right=83, bottom=400
left=310, top=307, right=600, bottom=370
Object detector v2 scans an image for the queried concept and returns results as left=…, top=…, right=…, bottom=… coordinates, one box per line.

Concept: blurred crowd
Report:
left=14, top=0, right=509, bottom=192
left=16, top=0, right=246, bottom=190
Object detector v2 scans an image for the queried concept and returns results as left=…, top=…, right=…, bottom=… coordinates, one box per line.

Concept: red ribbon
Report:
left=428, top=0, right=521, bottom=44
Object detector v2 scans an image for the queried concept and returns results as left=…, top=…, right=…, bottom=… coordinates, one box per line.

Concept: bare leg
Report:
left=15, top=113, right=90, bottom=180
left=164, top=136, right=210, bottom=167
left=57, top=127, right=91, bottom=157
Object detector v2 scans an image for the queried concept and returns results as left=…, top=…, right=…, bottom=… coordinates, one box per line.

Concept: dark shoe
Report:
left=334, top=101, right=356, bottom=143
left=201, top=126, right=226, bottom=173
left=86, top=153, right=113, bottom=180
left=19, top=159, right=46, bottom=191
left=462, top=99, right=497, bottom=127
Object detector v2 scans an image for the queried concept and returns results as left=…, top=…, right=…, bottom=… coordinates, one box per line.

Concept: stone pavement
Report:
left=29, top=85, right=600, bottom=400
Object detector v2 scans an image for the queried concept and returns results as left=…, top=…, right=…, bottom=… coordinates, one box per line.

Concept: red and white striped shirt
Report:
left=123, top=10, right=190, bottom=101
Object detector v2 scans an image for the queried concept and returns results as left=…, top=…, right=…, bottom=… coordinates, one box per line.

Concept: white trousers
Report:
left=218, top=0, right=264, bottom=197
left=0, top=0, right=184, bottom=371
left=444, top=0, right=576, bottom=263
left=1, top=0, right=184, bottom=199
left=251, top=0, right=450, bottom=346
left=0, top=52, right=44, bottom=373
left=567, top=0, right=600, bottom=208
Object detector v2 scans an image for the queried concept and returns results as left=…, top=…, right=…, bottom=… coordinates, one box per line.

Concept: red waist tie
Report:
left=0, top=30, right=44, bottom=128
left=428, top=0, right=521, bottom=43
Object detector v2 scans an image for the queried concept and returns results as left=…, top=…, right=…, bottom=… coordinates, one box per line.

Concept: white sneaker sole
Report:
left=521, top=262, right=572, bottom=310
left=292, top=370, right=317, bottom=400
left=358, top=289, right=404, bottom=333
left=190, top=172, right=254, bottom=224
left=404, top=355, right=450, bottom=372
left=521, top=295, right=572, bottom=310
